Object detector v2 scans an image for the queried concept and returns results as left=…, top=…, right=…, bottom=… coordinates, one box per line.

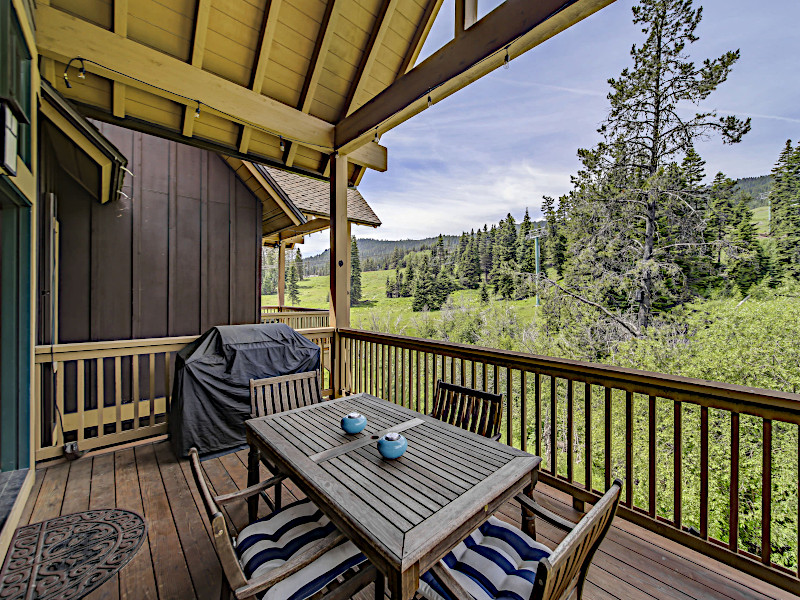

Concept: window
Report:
left=0, top=2, right=31, bottom=170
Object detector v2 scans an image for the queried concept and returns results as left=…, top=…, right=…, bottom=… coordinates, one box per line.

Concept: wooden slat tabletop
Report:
left=245, top=393, right=541, bottom=600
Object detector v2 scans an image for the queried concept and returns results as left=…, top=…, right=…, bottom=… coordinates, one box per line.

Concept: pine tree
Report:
left=385, top=274, right=393, bottom=298
left=542, top=195, right=566, bottom=276
left=288, top=263, right=300, bottom=305
left=412, top=255, right=433, bottom=312
left=479, top=225, right=493, bottom=282
left=706, top=172, right=739, bottom=268
left=518, top=208, right=537, bottom=273
left=350, top=236, right=362, bottom=305
left=728, top=201, right=766, bottom=295
left=294, top=247, right=304, bottom=280
left=769, top=141, right=800, bottom=279
left=479, top=283, right=489, bottom=304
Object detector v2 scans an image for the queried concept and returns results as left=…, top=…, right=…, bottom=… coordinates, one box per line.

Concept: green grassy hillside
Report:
left=752, top=205, right=769, bottom=235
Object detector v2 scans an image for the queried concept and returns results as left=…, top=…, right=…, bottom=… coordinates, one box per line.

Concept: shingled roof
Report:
left=260, top=165, right=381, bottom=228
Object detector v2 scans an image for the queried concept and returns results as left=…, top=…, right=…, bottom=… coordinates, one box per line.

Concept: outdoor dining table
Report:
left=245, top=392, right=542, bottom=600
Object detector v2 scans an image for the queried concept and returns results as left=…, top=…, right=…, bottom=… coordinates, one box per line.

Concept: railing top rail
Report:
left=295, top=327, right=335, bottom=336
left=262, top=311, right=329, bottom=316
left=338, top=328, right=800, bottom=419
left=262, top=305, right=327, bottom=313
left=35, top=335, right=200, bottom=359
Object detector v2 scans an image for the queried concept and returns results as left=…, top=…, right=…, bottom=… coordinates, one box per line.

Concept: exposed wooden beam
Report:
left=455, top=0, right=477, bottom=37
left=112, top=0, right=128, bottom=118
left=37, top=4, right=334, bottom=150
left=183, top=0, right=212, bottom=137
left=339, top=0, right=400, bottom=120
left=240, top=0, right=283, bottom=153
left=336, top=0, right=616, bottom=151
left=285, top=0, right=341, bottom=167
left=279, top=218, right=330, bottom=240
left=348, top=141, right=386, bottom=172
left=222, top=158, right=304, bottom=226
left=399, top=0, right=444, bottom=75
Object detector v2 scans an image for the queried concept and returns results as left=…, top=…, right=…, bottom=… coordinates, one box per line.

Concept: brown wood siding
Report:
left=38, top=121, right=261, bottom=346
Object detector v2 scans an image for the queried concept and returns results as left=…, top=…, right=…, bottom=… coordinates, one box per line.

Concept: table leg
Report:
left=247, top=446, right=260, bottom=523
left=522, top=470, right=538, bottom=540
left=374, top=572, right=385, bottom=600
left=388, top=563, right=419, bottom=600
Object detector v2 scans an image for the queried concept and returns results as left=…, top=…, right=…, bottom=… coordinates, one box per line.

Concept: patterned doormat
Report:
left=0, top=509, right=147, bottom=600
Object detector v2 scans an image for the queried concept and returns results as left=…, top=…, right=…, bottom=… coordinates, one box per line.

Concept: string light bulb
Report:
left=279, top=136, right=285, bottom=152
left=194, top=103, right=201, bottom=118
left=78, top=64, right=87, bottom=79
left=373, top=130, right=380, bottom=143
left=427, top=94, right=432, bottom=108
left=503, top=48, right=510, bottom=70
left=63, top=72, right=72, bottom=89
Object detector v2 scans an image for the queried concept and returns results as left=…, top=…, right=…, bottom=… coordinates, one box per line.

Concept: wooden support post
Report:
left=277, top=242, right=285, bottom=308
left=330, top=154, right=350, bottom=397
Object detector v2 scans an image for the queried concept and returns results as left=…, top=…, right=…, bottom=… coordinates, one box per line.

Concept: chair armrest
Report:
left=429, top=562, right=474, bottom=600
left=490, top=433, right=501, bottom=442
left=515, top=493, right=576, bottom=533
left=215, top=475, right=285, bottom=504
left=233, top=531, right=345, bottom=599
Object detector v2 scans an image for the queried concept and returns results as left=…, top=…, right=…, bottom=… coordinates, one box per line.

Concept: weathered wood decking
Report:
left=19, top=440, right=795, bottom=600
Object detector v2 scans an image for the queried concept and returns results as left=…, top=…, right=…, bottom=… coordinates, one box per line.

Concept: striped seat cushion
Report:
left=235, top=498, right=366, bottom=600
left=418, top=516, right=551, bottom=600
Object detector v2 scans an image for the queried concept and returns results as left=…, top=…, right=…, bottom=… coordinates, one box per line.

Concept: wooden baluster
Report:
left=424, top=352, right=429, bottom=414
left=415, top=350, right=421, bottom=412
left=730, top=412, right=739, bottom=553
left=700, top=406, right=709, bottom=538
left=566, top=379, right=574, bottom=482
left=34, top=363, right=42, bottom=455
left=133, top=354, right=140, bottom=429
left=585, top=382, right=592, bottom=493
left=648, top=395, right=656, bottom=518
left=164, top=352, right=171, bottom=410
left=97, top=359, right=104, bottom=438
left=605, top=388, right=612, bottom=491
left=149, top=353, right=156, bottom=428
left=470, top=360, right=476, bottom=390
left=77, top=359, right=85, bottom=444
left=115, top=356, right=122, bottom=434
left=440, top=354, right=446, bottom=385
left=55, top=362, right=65, bottom=445
left=674, top=400, right=682, bottom=528
left=459, top=358, right=465, bottom=386
left=550, top=376, right=557, bottom=476
left=520, top=371, right=527, bottom=453
left=450, top=355, right=456, bottom=385
left=535, top=373, right=542, bottom=458
left=506, top=367, right=512, bottom=447
left=393, top=346, right=399, bottom=404
left=762, top=418, right=772, bottom=565
left=401, top=348, right=407, bottom=407
left=493, top=364, right=499, bottom=395
left=626, top=391, right=633, bottom=507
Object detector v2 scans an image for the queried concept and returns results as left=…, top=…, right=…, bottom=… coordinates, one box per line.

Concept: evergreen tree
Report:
left=542, top=196, right=566, bottom=276
left=479, top=283, right=489, bottom=304
left=706, top=173, right=739, bottom=268
left=479, top=225, right=493, bottom=281
left=294, top=247, right=304, bottom=280
left=350, top=236, right=362, bottom=305
left=412, top=255, right=434, bottom=311
left=385, top=274, right=393, bottom=298
left=728, top=201, right=766, bottom=295
left=769, top=141, right=800, bottom=279
left=405, top=261, right=416, bottom=296
left=518, top=208, right=537, bottom=273
left=288, top=263, right=300, bottom=305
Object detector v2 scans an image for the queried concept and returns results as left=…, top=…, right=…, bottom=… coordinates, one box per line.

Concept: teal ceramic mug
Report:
left=341, top=412, right=367, bottom=434
left=377, top=432, right=407, bottom=459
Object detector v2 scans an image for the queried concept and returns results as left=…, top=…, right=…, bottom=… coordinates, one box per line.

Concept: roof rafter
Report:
left=399, top=0, right=444, bottom=76
left=182, top=0, right=212, bottom=138
left=337, top=0, right=615, bottom=152
left=112, top=0, right=127, bottom=118
left=339, top=0, right=400, bottom=120
left=240, top=0, right=284, bottom=154
left=285, top=0, right=341, bottom=167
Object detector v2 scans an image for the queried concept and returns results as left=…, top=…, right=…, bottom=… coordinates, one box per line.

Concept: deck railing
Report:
left=33, top=328, right=333, bottom=461
left=261, top=306, right=329, bottom=328
left=337, top=327, right=800, bottom=595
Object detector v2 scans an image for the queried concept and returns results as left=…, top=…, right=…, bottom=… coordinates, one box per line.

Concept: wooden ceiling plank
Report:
left=336, top=0, right=615, bottom=151
left=340, top=0, right=400, bottom=120
left=398, top=0, right=444, bottom=75
left=37, top=4, right=335, bottom=151
left=113, top=0, right=128, bottom=118
left=285, top=0, right=341, bottom=167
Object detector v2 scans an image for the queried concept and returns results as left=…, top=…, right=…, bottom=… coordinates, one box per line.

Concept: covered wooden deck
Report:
left=20, top=440, right=793, bottom=600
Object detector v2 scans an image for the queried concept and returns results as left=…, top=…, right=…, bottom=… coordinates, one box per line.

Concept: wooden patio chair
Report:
left=249, top=371, right=324, bottom=417
left=249, top=371, right=325, bottom=511
left=431, top=379, right=504, bottom=441
left=188, top=448, right=376, bottom=600
left=418, top=480, right=623, bottom=600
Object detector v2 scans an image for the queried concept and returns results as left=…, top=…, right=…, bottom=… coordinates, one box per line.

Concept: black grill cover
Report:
left=169, top=323, right=320, bottom=457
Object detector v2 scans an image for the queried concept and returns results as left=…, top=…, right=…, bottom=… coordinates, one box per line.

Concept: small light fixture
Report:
left=78, top=64, right=87, bottom=79
left=63, top=72, right=72, bottom=89
left=373, top=129, right=380, bottom=143
left=279, top=136, right=285, bottom=152
left=194, top=103, right=201, bottom=118
left=427, top=94, right=432, bottom=108
left=503, top=48, right=510, bottom=70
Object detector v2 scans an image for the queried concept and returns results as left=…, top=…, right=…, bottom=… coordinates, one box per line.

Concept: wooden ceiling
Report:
left=34, top=0, right=615, bottom=185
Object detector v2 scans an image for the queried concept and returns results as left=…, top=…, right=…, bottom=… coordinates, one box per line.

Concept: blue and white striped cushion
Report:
left=235, top=498, right=366, bottom=600
left=418, top=516, right=551, bottom=600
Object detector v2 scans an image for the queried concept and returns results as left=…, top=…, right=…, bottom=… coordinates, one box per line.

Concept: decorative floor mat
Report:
left=0, top=509, right=147, bottom=599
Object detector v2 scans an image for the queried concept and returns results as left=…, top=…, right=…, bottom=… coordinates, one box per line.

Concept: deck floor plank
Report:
left=135, top=444, right=196, bottom=600
left=154, top=442, right=223, bottom=600
left=115, top=448, right=158, bottom=600
left=84, top=453, right=120, bottom=600
left=18, top=440, right=798, bottom=600
left=18, top=468, right=45, bottom=526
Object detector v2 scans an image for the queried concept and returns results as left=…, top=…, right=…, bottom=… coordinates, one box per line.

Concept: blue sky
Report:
left=301, top=0, right=800, bottom=256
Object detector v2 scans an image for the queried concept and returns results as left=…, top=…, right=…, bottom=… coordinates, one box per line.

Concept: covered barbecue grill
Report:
left=169, top=323, right=320, bottom=457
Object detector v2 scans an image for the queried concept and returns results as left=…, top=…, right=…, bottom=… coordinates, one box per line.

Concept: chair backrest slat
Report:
left=188, top=448, right=248, bottom=590
left=250, top=371, right=323, bottom=418
left=533, top=480, right=623, bottom=600
left=431, top=380, right=503, bottom=440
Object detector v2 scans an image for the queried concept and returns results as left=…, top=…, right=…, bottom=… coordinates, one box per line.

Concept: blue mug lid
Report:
left=346, top=412, right=362, bottom=419
left=384, top=432, right=401, bottom=441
